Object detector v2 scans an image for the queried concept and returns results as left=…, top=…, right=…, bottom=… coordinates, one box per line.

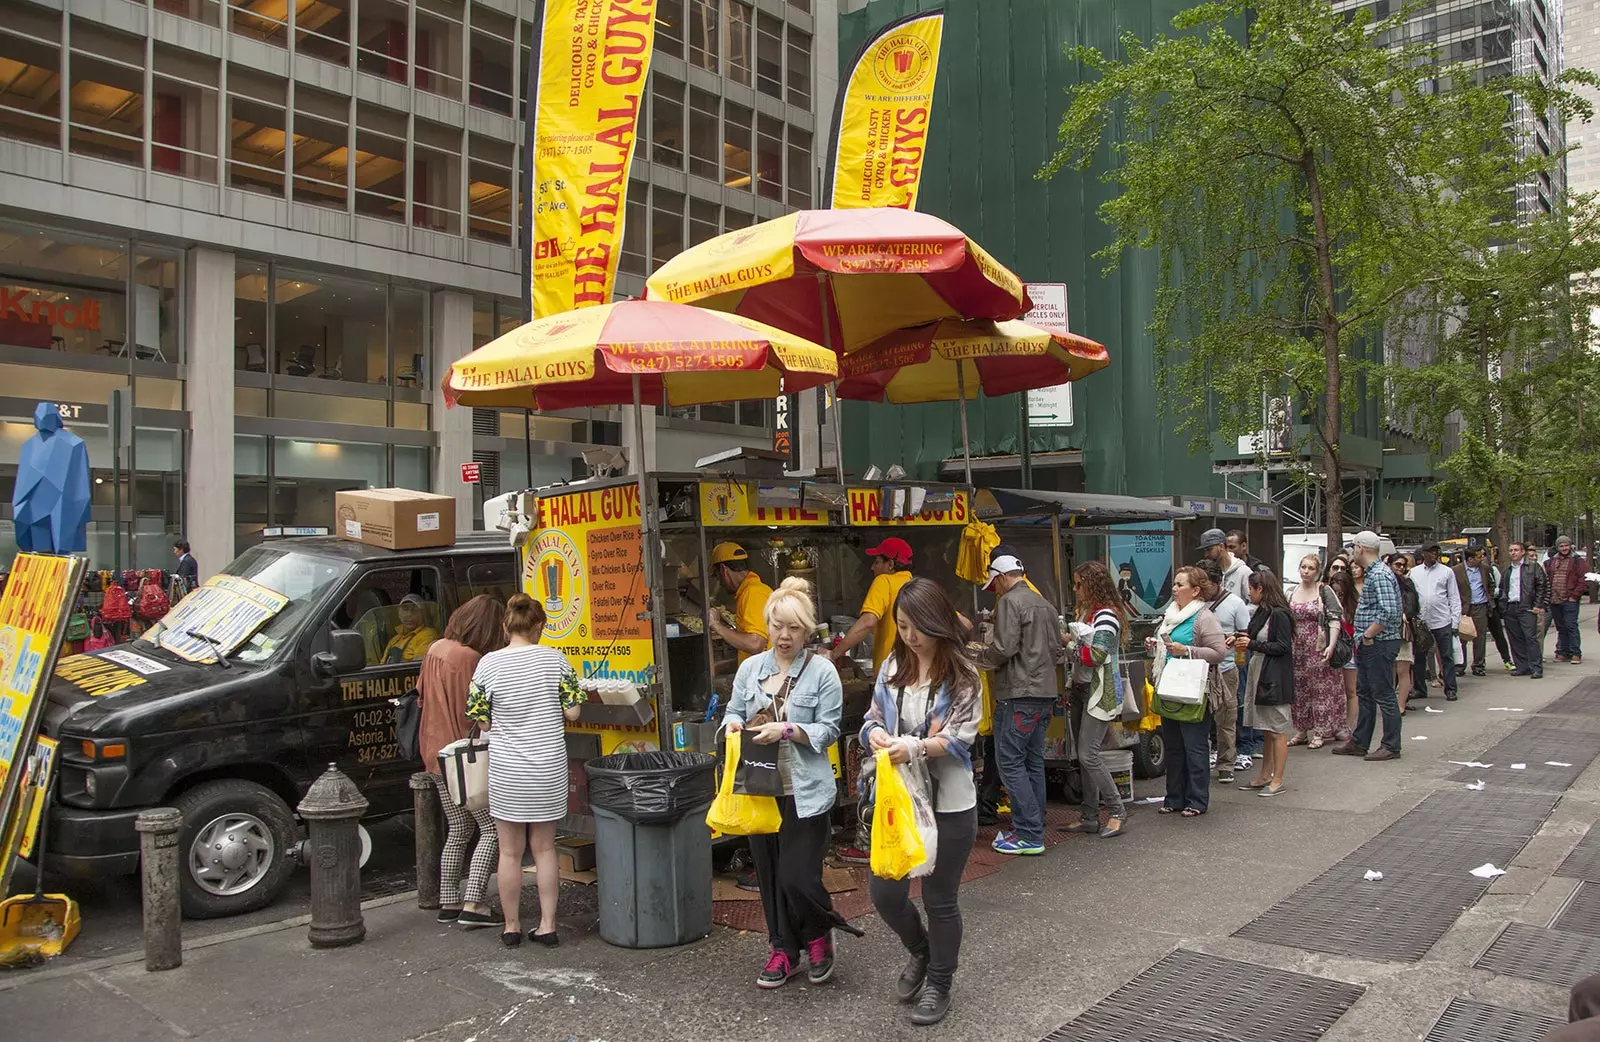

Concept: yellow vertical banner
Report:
left=827, top=10, right=945, bottom=211
left=524, top=0, right=658, bottom=319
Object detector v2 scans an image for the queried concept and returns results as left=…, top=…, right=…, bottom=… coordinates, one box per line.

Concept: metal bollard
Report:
left=410, top=772, right=444, bottom=911
left=297, top=764, right=370, bottom=949
left=135, top=807, right=183, bottom=971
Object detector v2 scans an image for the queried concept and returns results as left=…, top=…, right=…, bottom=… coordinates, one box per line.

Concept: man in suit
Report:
left=1453, top=545, right=1495, bottom=677
left=172, top=539, right=199, bottom=594
left=1498, top=541, right=1549, bottom=679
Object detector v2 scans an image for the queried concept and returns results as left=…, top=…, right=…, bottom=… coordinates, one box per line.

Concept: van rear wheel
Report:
left=173, top=780, right=296, bottom=919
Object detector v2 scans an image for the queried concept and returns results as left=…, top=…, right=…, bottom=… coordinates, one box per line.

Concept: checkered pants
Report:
left=430, top=773, right=497, bottom=906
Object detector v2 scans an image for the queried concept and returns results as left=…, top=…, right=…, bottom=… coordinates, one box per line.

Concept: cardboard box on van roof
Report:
left=335, top=489, right=456, bottom=550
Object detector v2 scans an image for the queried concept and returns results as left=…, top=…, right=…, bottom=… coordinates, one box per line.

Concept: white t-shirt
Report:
left=879, top=658, right=979, bottom=814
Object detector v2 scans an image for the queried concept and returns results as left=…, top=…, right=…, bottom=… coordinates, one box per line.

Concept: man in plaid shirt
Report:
left=1333, top=532, right=1406, bottom=761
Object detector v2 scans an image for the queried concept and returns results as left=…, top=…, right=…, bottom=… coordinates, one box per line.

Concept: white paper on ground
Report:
left=1470, top=863, right=1507, bottom=879
left=1547, top=761, right=1575, bottom=767
left=1466, top=780, right=1486, bottom=791
left=1424, top=706, right=1445, bottom=714
left=1410, top=735, right=1429, bottom=741
left=1487, top=707, right=1525, bottom=712
left=1363, top=870, right=1383, bottom=881
left=1510, top=763, right=1527, bottom=770
left=1134, top=796, right=1165, bottom=805
left=1450, top=761, right=1495, bottom=768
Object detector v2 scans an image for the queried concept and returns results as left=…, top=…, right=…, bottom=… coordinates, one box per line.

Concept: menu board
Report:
left=157, top=574, right=290, bottom=663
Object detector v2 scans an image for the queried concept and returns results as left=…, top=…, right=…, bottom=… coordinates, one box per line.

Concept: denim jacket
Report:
left=721, top=649, right=843, bottom=820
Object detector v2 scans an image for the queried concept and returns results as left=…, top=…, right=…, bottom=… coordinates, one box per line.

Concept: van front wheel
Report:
left=173, top=780, right=297, bottom=919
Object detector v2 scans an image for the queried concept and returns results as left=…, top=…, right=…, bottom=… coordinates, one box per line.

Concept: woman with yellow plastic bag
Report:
left=719, top=577, right=863, bottom=991
left=860, top=579, right=983, bottom=1027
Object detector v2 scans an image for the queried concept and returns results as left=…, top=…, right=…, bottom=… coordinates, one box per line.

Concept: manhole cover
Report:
left=1476, top=922, right=1600, bottom=989
left=1557, top=827, right=1600, bottom=884
left=1423, top=998, right=1562, bottom=1042
left=1037, top=949, right=1363, bottom=1042
left=1553, top=882, right=1600, bottom=938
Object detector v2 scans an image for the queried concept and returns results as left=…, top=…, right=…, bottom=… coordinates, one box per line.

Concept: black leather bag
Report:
left=394, top=691, right=421, bottom=762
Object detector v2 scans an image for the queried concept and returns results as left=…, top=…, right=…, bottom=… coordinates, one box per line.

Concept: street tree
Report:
left=1039, top=0, right=1557, bottom=549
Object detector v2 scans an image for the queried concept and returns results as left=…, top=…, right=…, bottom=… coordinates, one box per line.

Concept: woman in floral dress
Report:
left=1288, top=554, right=1346, bottom=747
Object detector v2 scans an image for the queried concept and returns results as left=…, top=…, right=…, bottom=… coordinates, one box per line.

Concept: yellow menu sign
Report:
left=699, top=481, right=830, bottom=528
left=846, top=487, right=970, bottom=527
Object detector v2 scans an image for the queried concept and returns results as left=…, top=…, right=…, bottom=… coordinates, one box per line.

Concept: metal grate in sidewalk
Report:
left=1553, top=881, right=1600, bottom=938
left=1475, top=922, right=1600, bottom=989
left=1037, top=949, right=1364, bottom=1042
left=1422, top=998, right=1563, bottom=1042
left=1557, top=827, right=1600, bottom=884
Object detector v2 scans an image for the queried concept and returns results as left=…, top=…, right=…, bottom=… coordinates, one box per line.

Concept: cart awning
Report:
left=975, top=488, right=1196, bottom=526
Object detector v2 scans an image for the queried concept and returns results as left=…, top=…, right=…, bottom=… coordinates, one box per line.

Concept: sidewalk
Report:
left=5, top=615, right=1599, bottom=1042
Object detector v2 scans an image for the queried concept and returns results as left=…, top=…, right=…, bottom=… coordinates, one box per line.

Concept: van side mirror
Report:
left=313, top=629, right=367, bottom=678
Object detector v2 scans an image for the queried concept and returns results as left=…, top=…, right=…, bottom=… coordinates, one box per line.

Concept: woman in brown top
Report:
left=419, top=594, right=506, bottom=927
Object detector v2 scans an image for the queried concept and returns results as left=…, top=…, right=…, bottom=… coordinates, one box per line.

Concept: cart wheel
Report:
left=1132, top=730, right=1166, bottom=779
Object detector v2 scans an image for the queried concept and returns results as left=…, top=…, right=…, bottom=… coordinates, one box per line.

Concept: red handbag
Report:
left=136, top=575, right=170, bottom=621
left=84, top=615, right=115, bottom=652
left=101, top=582, right=132, bottom=623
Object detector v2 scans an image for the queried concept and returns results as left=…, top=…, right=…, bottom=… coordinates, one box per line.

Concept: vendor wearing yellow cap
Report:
left=707, top=541, right=772, bottom=664
left=826, top=537, right=916, bottom=674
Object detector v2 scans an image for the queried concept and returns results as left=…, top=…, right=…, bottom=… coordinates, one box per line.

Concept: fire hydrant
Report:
left=297, top=763, right=369, bottom=949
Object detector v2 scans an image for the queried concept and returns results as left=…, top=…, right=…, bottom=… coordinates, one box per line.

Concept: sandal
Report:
left=1287, top=733, right=1307, bottom=747
left=1307, top=735, right=1325, bottom=750
left=1158, top=806, right=1180, bottom=815
left=1181, top=808, right=1205, bottom=818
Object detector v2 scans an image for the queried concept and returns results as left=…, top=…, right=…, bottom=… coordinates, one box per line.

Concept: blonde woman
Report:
left=721, top=577, right=861, bottom=990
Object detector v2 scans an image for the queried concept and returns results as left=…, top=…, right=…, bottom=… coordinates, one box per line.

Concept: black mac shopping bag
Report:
left=732, top=737, right=782, bottom=797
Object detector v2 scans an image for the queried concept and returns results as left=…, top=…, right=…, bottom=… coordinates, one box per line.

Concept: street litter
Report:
left=1547, top=761, right=1575, bottom=767
left=1510, top=764, right=1527, bottom=770
left=1363, top=870, right=1383, bottom=881
left=1465, top=780, right=1486, bottom=791
left=1424, top=706, right=1445, bottom=714
left=1470, top=863, right=1507, bottom=879
left=1450, top=761, right=1494, bottom=768
left=1410, top=735, right=1429, bottom=741
left=1135, top=796, right=1165, bottom=805
left=1487, top=707, right=1524, bottom=712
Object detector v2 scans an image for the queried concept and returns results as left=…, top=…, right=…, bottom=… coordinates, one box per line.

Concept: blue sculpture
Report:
left=14, top=403, right=91, bottom=554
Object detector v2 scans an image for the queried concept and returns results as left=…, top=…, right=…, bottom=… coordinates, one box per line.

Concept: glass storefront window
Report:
left=274, top=437, right=389, bottom=530
left=236, top=259, right=270, bottom=371
left=395, top=445, right=430, bottom=489
left=394, top=288, right=428, bottom=390
left=0, top=225, right=130, bottom=358
left=273, top=390, right=388, bottom=426
left=135, top=250, right=182, bottom=363
left=274, top=269, right=387, bottom=384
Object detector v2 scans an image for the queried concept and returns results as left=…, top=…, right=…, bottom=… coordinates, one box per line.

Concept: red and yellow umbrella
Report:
left=643, top=208, right=1031, bottom=353
left=442, top=300, right=837, bottom=411
left=836, top=319, right=1110, bottom=404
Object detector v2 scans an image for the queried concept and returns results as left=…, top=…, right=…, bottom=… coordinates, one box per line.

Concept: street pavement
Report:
left=4, top=611, right=1599, bottom=1042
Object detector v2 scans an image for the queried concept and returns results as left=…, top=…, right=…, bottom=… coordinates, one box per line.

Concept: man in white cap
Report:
left=979, top=553, right=1059, bottom=856
left=1332, top=532, right=1405, bottom=761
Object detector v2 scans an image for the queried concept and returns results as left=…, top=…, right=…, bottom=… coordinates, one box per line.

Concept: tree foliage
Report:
left=1038, top=0, right=1585, bottom=548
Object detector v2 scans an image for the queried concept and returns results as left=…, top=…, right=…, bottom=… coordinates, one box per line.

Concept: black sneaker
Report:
left=1445, top=692, right=1459, bottom=702
left=806, top=933, right=836, bottom=984
left=457, top=908, right=505, bottom=930
left=736, top=870, right=761, bottom=892
left=757, top=949, right=800, bottom=989
left=1472, top=667, right=1486, bottom=677
left=436, top=908, right=461, bottom=923
left=1218, top=770, right=1235, bottom=784
left=910, top=983, right=952, bottom=1026
left=896, top=947, right=930, bottom=1003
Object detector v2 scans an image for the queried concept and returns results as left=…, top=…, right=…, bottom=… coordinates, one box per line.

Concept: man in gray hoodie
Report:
left=980, top=554, right=1060, bottom=856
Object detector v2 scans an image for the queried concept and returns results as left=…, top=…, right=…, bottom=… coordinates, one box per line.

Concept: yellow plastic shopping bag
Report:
left=869, top=750, right=927, bottom=880
left=705, top=731, right=781, bottom=836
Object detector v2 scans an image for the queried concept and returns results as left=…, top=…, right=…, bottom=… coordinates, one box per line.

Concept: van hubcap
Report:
left=190, top=813, right=275, bottom=896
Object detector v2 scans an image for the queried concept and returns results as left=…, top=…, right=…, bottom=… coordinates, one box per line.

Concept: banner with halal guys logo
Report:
left=828, top=9, right=945, bottom=211
left=523, top=0, right=658, bottom=319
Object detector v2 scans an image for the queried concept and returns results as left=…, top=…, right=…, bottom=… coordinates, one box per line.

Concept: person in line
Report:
left=1331, top=532, right=1405, bottom=761
left=724, top=578, right=859, bottom=989
left=1483, top=552, right=1516, bottom=672
left=1288, top=554, right=1345, bottom=749
left=976, top=543, right=1037, bottom=828
left=705, top=542, right=772, bottom=664
left=1062, top=561, right=1128, bottom=838
left=1199, top=557, right=1252, bottom=784
left=172, top=539, right=199, bottom=594
left=419, top=594, right=506, bottom=928
left=1200, top=528, right=1253, bottom=601
left=1547, top=535, right=1587, bottom=664
left=467, top=595, right=584, bottom=947
left=383, top=594, right=440, bottom=663
left=1325, top=557, right=1360, bottom=739
left=862, top=578, right=983, bottom=1026
left=1240, top=571, right=1295, bottom=795
left=1389, top=554, right=1421, bottom=713
left=1225, top=530, right=1267, bottom=572
left=1453, top=545, right=1495, bottom=677
left=1411, top=544, right=1462, bottom=701
left=831, top=536, right=917, bottom=862
left=1499, top=541, right=1549, bottom=679
left=979, top=553, right=1060, bottom=855
left=1151, top=566, right=1229, bottom=818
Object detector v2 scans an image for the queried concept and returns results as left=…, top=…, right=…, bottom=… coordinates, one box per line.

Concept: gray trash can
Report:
left=583, top=751, right=717, bottom=948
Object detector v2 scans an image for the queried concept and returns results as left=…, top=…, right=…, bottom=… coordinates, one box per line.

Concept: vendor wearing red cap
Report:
left=707, top=541, right=772, bottom=664
left=827, top=537, right=915, bottom=674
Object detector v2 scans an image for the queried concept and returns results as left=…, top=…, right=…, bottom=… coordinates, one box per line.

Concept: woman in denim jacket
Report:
left=722, top=577, right=861, bottom=990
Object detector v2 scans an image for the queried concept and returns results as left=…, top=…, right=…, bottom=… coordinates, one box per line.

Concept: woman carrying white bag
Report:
left=1149, top=566, right=1231, bottom=818
left=861, top=579, right=983, bottom=1027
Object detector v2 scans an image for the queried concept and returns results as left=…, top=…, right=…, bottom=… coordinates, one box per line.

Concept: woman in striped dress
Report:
left=1063, top=561, right=1128, bottom=838
left=466, top=594, right=583, bottom=948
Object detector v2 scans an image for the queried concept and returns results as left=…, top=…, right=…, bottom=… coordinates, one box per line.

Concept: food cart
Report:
left=519, top=471, right=979, bottom=830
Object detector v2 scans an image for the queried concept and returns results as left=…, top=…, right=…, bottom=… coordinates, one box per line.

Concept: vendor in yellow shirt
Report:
left=706, top=541, right=772, bottom=664
left=826, top=537, right=916, bottom=674
left=381, top=594, right=440, bottom=664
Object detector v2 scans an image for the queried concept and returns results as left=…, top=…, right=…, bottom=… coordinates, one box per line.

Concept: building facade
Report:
left=0, top=0, right=831, bottom=577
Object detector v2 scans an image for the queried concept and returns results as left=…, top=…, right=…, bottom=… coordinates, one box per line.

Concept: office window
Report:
left=413, top=119, right=462, bottom=233
left=394, top=288, right=429, bottom=395
left=152, top=44, right=219, bottom=182
left=69, top=23, right=146, bottom=166
left=786, top=27, right=811, bottom=109
left=296, top=0, right=352, bottom=64
left=724, top=102, right=752, bottom=188
left=356, top=0, right=411, bottom=83
left=689, top=0, right=719, bottom=72
left=354, top=101, right=408, bottom=222
left=0, top=8, right=62, bottom=148
left=292, top=86, right=351, bottom=210
left=0, top=224, right=129, bottom=358
left=689, top=198, right=719, bottom=246
left=651, top=77, right=685, bottom=169
left=756, top=115, right=783, bottom=200
left=652, top=189, right=685, bottom=270
left=788, top=128, right=812, bottom=208
left=228, top=70, right=288, bottom=196
left=230, top=0, right=289, bottom=46
left=724, top=205, right=753, bottom=230
left=236, top=259, right=270, bottom=372
left=470, top=7, right=516, bottom=115
left=656, top=0, right=685, bottom=60
left=415, top=0, right=465, bottom=100
left=274, top=269, right=387, bottom=385
left=789, top=0, right=810, bottom=11
left=155, top=0, right=222, bottom=27
left=727, top=2, right=754, bottom=87
left=621, top=183, right=649, bottom=278
left=756, top=13, right=783, bottom=99
left=468, top=135, right=514, bottom=244
left=689, top=88, right=720, bottom=181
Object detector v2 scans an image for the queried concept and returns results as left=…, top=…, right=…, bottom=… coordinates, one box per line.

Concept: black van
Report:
left=41, top=534, right=520, bottom=918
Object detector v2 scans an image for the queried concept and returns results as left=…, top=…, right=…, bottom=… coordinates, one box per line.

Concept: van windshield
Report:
left=139, top=546, right=352, bottom=664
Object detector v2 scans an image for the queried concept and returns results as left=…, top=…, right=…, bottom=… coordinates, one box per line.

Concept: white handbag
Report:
left=1155, top=658, right=1210, bottom=705
left=437, top=733, right=490, bottom=812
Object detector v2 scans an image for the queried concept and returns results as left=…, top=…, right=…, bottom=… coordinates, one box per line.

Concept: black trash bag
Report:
left=584, top=751, right=718, bottom=824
